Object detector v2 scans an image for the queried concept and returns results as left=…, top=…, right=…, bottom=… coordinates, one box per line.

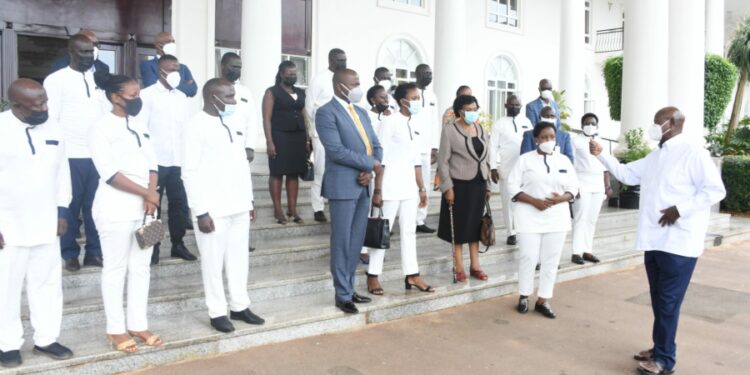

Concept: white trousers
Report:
left=311, top=136, right=326, bottom=212
left=99, top=220, right=152, bottom=334
left=194, top=212, right=251, bottom=318
left=368, top=198, right=420, bottom=276
left=499, top=175, right=516, bottom=237
left=572, top=192, right=605, bottom=255
left=517, top=232, right=566, bottom=299
left=415, top=153, right=431, bottom=225
left=0, top=242, right=62, bottom=351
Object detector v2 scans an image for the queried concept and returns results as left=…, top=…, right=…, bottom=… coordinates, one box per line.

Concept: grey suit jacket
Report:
left=437, top=121, right=491, bottom=193
left=316, top=98, right=383, bottom=200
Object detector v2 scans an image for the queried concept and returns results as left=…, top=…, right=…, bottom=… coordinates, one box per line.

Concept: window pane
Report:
left=510, top=0, right=517, bottom=11
left=490, top=14, right=498, bottom=23
left=500, top=16, right=508, bottom=25
left=508, top=82, right=516, bottom=90
left=488, top=80, right=496, bottom=88
left=498, top=81, right=507, bottom=89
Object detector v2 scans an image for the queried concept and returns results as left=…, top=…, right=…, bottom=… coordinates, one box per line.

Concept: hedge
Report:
left=721, top=155, right=750, bottom=212
left=704, top=54, right=738, bottom=129
left=602, top=55, right=623, bottom=121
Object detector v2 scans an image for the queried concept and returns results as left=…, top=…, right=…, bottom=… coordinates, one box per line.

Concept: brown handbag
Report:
left=135, top=213, right=165, bottom=250
left=479, top=201, right=495, bottom=253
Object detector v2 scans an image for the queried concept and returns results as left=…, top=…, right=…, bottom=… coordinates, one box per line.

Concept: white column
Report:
left=433, top=0, right=466, bottom=118
left=171, top=0, right=216, bottom=113
left=669, top=0, right=706, bottom=143
left=620, top=0, right=668, bottom=141
left=558, top=0, right=585, bottom=127
left=241, top=0, right=282, bottom=151
left=705, top=0, right=724, bottom=55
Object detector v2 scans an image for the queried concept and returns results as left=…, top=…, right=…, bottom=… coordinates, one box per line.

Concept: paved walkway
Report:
left=134, top=242, right=750, bottom=375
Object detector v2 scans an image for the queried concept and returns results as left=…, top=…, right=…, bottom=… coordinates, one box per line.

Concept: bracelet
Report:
left=373, top=189, right=382, bottom=194
left=418, top=188, right=427, bottom=193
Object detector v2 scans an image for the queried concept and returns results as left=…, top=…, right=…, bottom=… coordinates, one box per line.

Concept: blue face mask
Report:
left=213, top=95, right=236, bottom=117
left=463, top=111, right=480, bottom=124
left=408, top=100, right=422, bottom=115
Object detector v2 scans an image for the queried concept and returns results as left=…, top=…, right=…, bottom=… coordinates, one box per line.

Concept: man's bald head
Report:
left=8, top=78, right=48, bottom=125
left=79, top=30, right=99, bottom=46
left=155, top=32, right=175, bottom=56
left=539, top=79, right=552, bottom=91
left=654, top=107, right=685, bottom=128
left=202, top=78, right=236, bottom=116
left=333, top=69, right=360, bottom=101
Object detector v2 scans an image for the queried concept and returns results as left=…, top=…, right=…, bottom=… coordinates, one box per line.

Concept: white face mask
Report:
left=540, top=117, right=556, bottom=124
left=162, top=42, right=177, bottom=56
left=378, top=80, right=392, bottom=91
left=648, top=122, right=671, bottom=142
left=582, top=124, right=597, bottom=136
left=93, top=46, right=100, bottom=61
left=538, top=140, right=556, bottom=154
left=540, top=90, right=553, bottom=101
left=165, top=71, right=181, bottom=89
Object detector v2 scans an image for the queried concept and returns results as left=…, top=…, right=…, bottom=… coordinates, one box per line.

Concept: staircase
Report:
left=6, top=153, right=750, bottom=375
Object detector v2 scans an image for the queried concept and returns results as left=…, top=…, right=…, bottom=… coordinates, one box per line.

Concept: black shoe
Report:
left=171, top=243, right=197, bottom=261
left=249, top=246, right=256, bottom=252
left=583, top=252, right=601, bottom=263
left=64, top=258, right=81, bottom=272
left=151, top=245, right=160, bottom=265
left=210, top=316, right=235, bottom=333
left=335, top=300, right=359, bottom=314
left=314, top=211, right=327, bottom=223
left=352, top=293, right=372, bottom=304
left=83, top=256, right=103, bottom=267
left=0, top=350, right=21, bottom=368
left=416, top=224, right=436, bottom=234
left=571, top=254, right=585, bottom=265
left=517, top=296, right=529, bottom=314
left=230, top=308, right=265, bottom=325
left=33, top=342, right=73, bottom=360
left=535, top=301, right=556, bottom=319
left=506, top=235, right=517, bottom=245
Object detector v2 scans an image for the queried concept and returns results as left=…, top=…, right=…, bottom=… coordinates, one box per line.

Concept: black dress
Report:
left=268, top=84, right=307, bottom=176
left=437, top=137, right=487, bottom=244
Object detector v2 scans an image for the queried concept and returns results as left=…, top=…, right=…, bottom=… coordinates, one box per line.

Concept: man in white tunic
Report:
left=182, top=79, right=265, bottom=333
left=219, top=52, right=259, bottom=163
left=590, top=107, right=725, bottom=375
left=0, top=79, right=74, bottom=368
left=411, top=64, right=440, bottom=234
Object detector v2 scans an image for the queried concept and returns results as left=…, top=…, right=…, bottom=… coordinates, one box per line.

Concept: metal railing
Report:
left=595, top=27, right=624, bottom=53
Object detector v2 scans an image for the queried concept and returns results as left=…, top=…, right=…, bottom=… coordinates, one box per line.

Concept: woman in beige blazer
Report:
left=437, top=95, right=492, bottom=282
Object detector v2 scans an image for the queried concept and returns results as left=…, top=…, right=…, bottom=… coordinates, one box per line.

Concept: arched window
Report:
left=584, top=74, right=595, bottom=114
left=486, top=55, right=518, bottom=120
left=378, top=38, right=425, bottom=85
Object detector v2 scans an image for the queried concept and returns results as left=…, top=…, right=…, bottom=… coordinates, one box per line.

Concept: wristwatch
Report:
left=418, top=188, right=427, bottom=193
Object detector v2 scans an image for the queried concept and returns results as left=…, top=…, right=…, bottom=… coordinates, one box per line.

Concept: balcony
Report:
left=595, top=27, right=624, bottom=53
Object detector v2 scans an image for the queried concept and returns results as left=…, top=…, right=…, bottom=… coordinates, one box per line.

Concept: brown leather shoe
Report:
left=470, top=269, right=488, bottom=281
left=634, top=348, right=654, bottom=361
left=582, top=252, right=601, bottom=263
left=637, top=359, right=674, bottom=374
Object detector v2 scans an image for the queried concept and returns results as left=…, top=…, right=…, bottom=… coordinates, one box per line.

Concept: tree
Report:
left=726, top=17, right=750, bottom=148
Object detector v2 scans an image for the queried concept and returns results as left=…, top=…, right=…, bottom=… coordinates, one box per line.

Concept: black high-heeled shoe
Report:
left=404, top=274, right=435, bottom=293
left=366, top=272, right=384, bottom=295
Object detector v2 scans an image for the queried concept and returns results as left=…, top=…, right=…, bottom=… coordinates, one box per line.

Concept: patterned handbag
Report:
left=479, top=201, right=495, bottom=253
left=135, top=213, right=165, bottom=250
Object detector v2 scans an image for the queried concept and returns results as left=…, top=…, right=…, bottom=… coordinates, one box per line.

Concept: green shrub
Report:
left=602, top=55, right=623, bottom=121
left=705, top=116, right=750, bottom=156
left=0, top=99, right=8, bottom=112
left=721, top=155, right=750, bottom=212
left=615, top=128, right=652, bottom=163
left=705, top=54, right=738, bottom=129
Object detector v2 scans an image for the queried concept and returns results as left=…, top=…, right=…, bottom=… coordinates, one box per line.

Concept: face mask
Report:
left=213, top=95, right=236, bottom=117
left=506, top=107, right=521, bottom=117
left=162, top=42, right=177, bottom=56
left=122, top=97, right=143, bottom=117
left=408, top=100, right=422, bottom=115
left=333, top=60, right=347, bottom=71
left=283, top=76, right=298, bottom=86
left=538, top=140, right=556, bottom=154
left=93, top=46, right=100, bottom=60
left=540, top=117, right=556, bottom=124
left=165, top=71, right=181, bottom=89
left=648, top=122, right=671, bottom=142
left=24, top=110, right=49, bottom=126
left=77, top=56, right=94, bottom=71
left=340, top=84, right=363, bottom=103
left=582, top=124, right=597, bottom=136
left=225, top=69, right=241, bottom=83
left=375, top=103, right=389, bottom=113
left=378, top=80, right=392, bottom=91
left=463, top=111, right=480, bottom=124
left=540, top=89, right=553, bottom=101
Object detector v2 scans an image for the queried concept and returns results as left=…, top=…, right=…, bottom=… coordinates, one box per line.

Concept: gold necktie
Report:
left=347, top=104, right=372, bottom=155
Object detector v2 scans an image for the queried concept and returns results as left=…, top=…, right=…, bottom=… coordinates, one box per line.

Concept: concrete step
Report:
left=9, top=214, right=748, bottom=375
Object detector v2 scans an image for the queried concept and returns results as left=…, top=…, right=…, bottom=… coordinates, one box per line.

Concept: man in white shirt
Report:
left=490, top=95, right=532, bottom=246
left=138, top=55, right=196, bottom=264
left=412, top=64, right=439, bottom=234
left=590, top=107, right=726, bottom=375
left=0, top=79, right=74, bottom=368
left=44, top=34, right=108, bottom=272
left=219, top=52, right=259, bottom=163
left=182, top=78, right=264, bottom=333
left=305, top=48, right=347, bottom=223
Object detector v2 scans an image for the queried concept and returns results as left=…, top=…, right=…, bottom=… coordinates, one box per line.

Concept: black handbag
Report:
left=302, top=160, right=315, bottom=181
left=364, top=207, right=390, bottom=249
left=479, top=201, right=495, bottom=253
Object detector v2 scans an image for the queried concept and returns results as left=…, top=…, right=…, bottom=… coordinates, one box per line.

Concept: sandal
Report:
left=108, top=335, right=138, bottom=353
left=470, top=269, right=488, bottom=281
left=275, top=213, right=287, bottom=225
left=404, top=274, right=435, bottom=293
left=287, top=213, right=304, bottom=224
left=128, top=331, right=163, bottom=347
left=365, top=272, right=384, bottom=295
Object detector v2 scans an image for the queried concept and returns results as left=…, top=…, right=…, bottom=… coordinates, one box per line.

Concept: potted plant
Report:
left=614, top=128, right=652, bottom=209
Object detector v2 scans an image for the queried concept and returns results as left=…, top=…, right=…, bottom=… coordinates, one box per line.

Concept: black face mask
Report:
left=225, top=69, right=241, bottom=82
left=77, top=56, right=95, bottom=71
left=418, top=76, right=432, bottom=87
left=506, top=107, right=521, bottom=117
left=375, top=103, right=389, bottom=113
left=283, top=76, right=298, bottom=86
left=122, top=97, right=143, bottom=117
left=24, top=110, right=49, bottom=126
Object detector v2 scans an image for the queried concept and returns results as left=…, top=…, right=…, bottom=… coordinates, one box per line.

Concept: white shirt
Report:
left=597, top=134, right=726, bottom=257
left=232, top=81, right=259, bottom=150
left=304, top=69, right=335, bottom=138
left=506, top=150, right=579, bottom=234
left=573, top=133, right=607, bottom=193
left=0, top=111, right=71, bottom=247
left=89, top=112, right=158, bottom=223
left=182, top=111, right=254, bottom=219
left=367, top=109, right=389, bottom=139
left=490, top=116, right=532, bottom=178
left=44, top=66, right=110, bottom=158
left=412, top=87, right=440, bottom=154
left=379, top=112, right=422, bottom=201
left=138, top=81, right=190, bottom=167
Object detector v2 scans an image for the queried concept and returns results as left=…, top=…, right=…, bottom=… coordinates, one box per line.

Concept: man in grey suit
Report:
left=316, top=69, right=384, bottom=314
